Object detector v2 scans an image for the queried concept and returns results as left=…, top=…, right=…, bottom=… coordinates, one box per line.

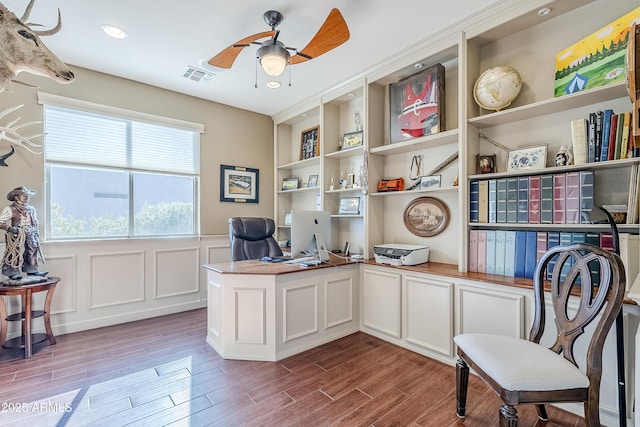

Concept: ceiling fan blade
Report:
left=208, top=30, right=276, bottom=68
left=290, top=8, right=349, bottom=65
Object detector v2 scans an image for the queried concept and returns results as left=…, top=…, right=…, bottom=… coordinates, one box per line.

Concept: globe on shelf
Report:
left=473, top=65, right=522, bottom=111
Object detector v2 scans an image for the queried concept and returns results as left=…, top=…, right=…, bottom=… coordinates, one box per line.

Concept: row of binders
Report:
left=468, top=230, right=638, bottom=289
left=470, top=171, right=594, bottom=225
left=571, top=110, right=638, bottom=164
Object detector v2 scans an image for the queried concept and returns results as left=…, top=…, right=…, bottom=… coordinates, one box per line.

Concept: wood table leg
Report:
left=24, top=289, right=32, bottom=358
left=43, top=283, right=57, bottom=345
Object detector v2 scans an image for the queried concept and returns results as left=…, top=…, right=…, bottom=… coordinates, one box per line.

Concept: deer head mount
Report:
left=0, top=0, right=75, bottom=91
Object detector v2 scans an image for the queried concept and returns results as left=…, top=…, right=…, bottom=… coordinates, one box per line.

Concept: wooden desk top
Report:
left=204, top=259, right=356, bottom=275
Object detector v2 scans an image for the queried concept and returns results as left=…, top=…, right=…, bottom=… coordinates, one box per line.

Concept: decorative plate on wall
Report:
left=403, top=197, right=450, bottom=237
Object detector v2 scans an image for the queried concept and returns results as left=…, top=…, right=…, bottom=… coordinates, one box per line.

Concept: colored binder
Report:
left=506, top=177, right=518, bottom=224
left=468, top=230, right=478, bottom=272
left=514, top=231, right=527, bottom=278
left=565, top=171, right=580, bottom=224
left=579, top=170, right=594, bottom=224
left=469, top=180, right=479, bottom=223
left=524, top=231, right=538, bottom=279
left=496, top=178, right=507, bottom=223
left=504, top=231, right=516, bottom=277
left=540, top=174, right=554, bottom=224
left=478, top=180, right=489, bottom=223
left=528, top=175, right=541, bottom=224
left=517, top=176, right=529, bottom=223
left=546, top=231, right=561, bottom=280
left=477, top=230, right=487, bottom=273
left=495, top=230, right=506, bottom=276
left=485, top=230, right=496, bottom=275
left=488, top=179, right=497, bottom=223
left=553, top=173, right=566, bottom=224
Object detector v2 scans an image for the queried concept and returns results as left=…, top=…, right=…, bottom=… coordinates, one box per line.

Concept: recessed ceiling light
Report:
left=414, top=63, right=423, bottom=69
left=347, top=93, right=355, bottom=97
left=102, top=24, right=128, bottom=39
left=538, top=8, right=551, bottom=17
left=266, top=81, right=281, bottom=89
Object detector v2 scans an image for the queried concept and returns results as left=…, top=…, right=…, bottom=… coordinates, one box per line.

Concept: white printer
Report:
left=373, top=243, right=429, bottom=266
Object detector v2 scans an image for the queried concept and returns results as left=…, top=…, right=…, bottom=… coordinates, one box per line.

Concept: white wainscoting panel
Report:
left=283, top=283, right=319, bottom=342
left=154, top=247, right=200, bottom=298
left=456, top=284, right=525, bottom=338
left=43, top=254, right=77, bottom=314
left=235, top=287, right=266, bottom=344
left=326, top=276, right=353, bottom=329
left=89, top=251, right=145, bottom=309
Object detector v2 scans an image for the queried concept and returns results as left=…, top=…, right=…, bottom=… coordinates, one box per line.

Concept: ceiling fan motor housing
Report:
left=263, top=10, right=284, bottom=29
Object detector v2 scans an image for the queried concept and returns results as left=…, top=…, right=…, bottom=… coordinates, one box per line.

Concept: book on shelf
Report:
left=468, top=230, right=478, bottom=272
left=599, top=109, right=613, bottom=162
left=517, top=176, right=529, bottom=224
left=594, top=110, right=603, bottom=162
left=615, top=111, right=626, bottom=159
left=552, top=173, right=566, bottom=224
left=620, top=112, right=631, bottom=160
left=528, top=175, right=541, bottom=224
left=496, top=178, right=507, bottom=223
left=524, top=231, right=537, bottom=279
left=600, top=232, right=614, bottom=252
left=565, top=171, right=580, bottom=224
left=494, top=230, right=506, bottom=276
left=579, top=170, right=594, bottom=223
left=477, top=230, right=487, bottom=273
left=536, top=231, right=547, bottom=265
left=570, top=118, right=587, bottom=165
left=607, top=113, right=618, bottom=161
left=485, top=230, right=496, bottom=275
left=504, top=231, right=516, bottom=277
left=514, top=231, right=527, bottom=278
left=488, top=179, right=497, bottom=223
left=587, top=112, right=597, bottom=163
left=506, top=177, right=518, bottom=224
left=469, top=180, right=479, bottom=223
left=478, top=180, right=489, bottom=223
left=540, top=174, right=554, bottom=224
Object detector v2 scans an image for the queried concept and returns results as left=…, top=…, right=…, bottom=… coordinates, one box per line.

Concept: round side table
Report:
left=0, top=277, right=61, bottom=358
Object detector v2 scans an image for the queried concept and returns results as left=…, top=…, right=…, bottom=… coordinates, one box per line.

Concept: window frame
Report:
left=39, top=92, right=203, bottom=241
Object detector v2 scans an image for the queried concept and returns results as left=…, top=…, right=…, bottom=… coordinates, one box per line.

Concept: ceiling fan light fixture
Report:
left=257, top=42, right=290, bottom=77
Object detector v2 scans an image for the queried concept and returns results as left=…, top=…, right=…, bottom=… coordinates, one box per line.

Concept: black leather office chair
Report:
left=228, top=217, right=283, bottom=261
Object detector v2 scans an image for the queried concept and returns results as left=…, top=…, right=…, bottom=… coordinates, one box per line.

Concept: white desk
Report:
left=203, top=259, right=359, bottom=361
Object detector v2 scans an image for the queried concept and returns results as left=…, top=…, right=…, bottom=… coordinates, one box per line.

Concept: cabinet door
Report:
left=455, top=284, right=525, bottom=339
left=361, top=268, right=401, bottom=338
left=403, top=275, right=454, bottom=357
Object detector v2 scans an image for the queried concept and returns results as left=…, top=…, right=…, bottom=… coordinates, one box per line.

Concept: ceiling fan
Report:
left=208, top=8, right=350, bottom=78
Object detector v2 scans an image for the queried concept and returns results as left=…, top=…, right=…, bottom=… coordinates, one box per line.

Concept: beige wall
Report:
left=0, top=65, right=274, bottom=236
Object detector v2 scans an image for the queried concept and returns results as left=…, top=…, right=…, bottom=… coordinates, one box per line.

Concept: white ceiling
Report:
left=3, top=0, right=502, bottom=117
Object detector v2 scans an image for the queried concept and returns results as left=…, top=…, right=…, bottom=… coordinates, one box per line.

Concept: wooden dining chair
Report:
left=454, top=243, right=625, bottom=426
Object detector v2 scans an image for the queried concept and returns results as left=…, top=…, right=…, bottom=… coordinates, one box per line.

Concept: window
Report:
left=40, top=94, right=202, bottom=239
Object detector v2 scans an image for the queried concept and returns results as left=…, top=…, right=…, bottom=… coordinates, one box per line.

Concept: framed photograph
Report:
left=507, top=145, right=547, bottom=172
left=220, top=164, right=259, bottom=203
left=420, top=175, right=441, bottom=189
left=342, top=131, right=363, bottom=149
left=477, top=154, right=496, bottom=174
left=338, top=197, right=361, bottom=215
left=389, top=63, right=445, bottom=144
left=403, top=197, right=450, bottom=237
left=307, top=174, right=319, bottom=187
left=300, top=125, right=320, bottom=160
left=284, top=212, right=292, bottom=226
left=282, top=177, right=299, bottom=191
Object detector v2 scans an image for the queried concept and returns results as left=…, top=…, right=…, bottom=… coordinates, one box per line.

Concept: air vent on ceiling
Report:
left=183, top=66, right=214, bottom=82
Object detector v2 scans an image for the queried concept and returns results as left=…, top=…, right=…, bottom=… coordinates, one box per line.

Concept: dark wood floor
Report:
left=0, top=308, right=586, bottom=426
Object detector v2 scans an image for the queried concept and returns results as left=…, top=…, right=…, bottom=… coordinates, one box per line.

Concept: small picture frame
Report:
left=338, top=197, right=361, bottom=215
left=403, top=196, right=450, bottom=237
left=342, top=131, right=363, bottom=149
left=300, top=125, right=320, bottom=160
left=220, top=164, right=259, bottom=203
left=308, top=174, right=319, bottom=187
left=507, top=145, right=547, bottom=172
left=420, top=175, right=441, bottom=189
left=282, top=177, right=299, bottom=191
left=284, top=212, right=292, bottom=226
left=476, top=154, right=496, bottom=174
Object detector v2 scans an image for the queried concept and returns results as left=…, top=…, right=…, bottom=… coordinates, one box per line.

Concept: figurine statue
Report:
left=354, top=112, right=362, bottom=132
left=0, top=186, right=47, bottom=280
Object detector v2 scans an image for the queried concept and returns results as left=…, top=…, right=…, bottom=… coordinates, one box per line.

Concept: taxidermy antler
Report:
left=0, top=0, right=74, bottom=91
left=0, top=104, right=44, bottom=162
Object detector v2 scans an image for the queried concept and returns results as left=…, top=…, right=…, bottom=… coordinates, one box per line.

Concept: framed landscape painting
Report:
left=220, top=164, right=259, bottom=203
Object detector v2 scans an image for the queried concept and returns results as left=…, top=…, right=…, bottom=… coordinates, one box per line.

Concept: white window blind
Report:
left=44, top=105, right=199, bottom=175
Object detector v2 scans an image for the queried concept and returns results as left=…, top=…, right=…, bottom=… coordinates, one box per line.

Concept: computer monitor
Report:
left=290, top=210, right=332, bottom=259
